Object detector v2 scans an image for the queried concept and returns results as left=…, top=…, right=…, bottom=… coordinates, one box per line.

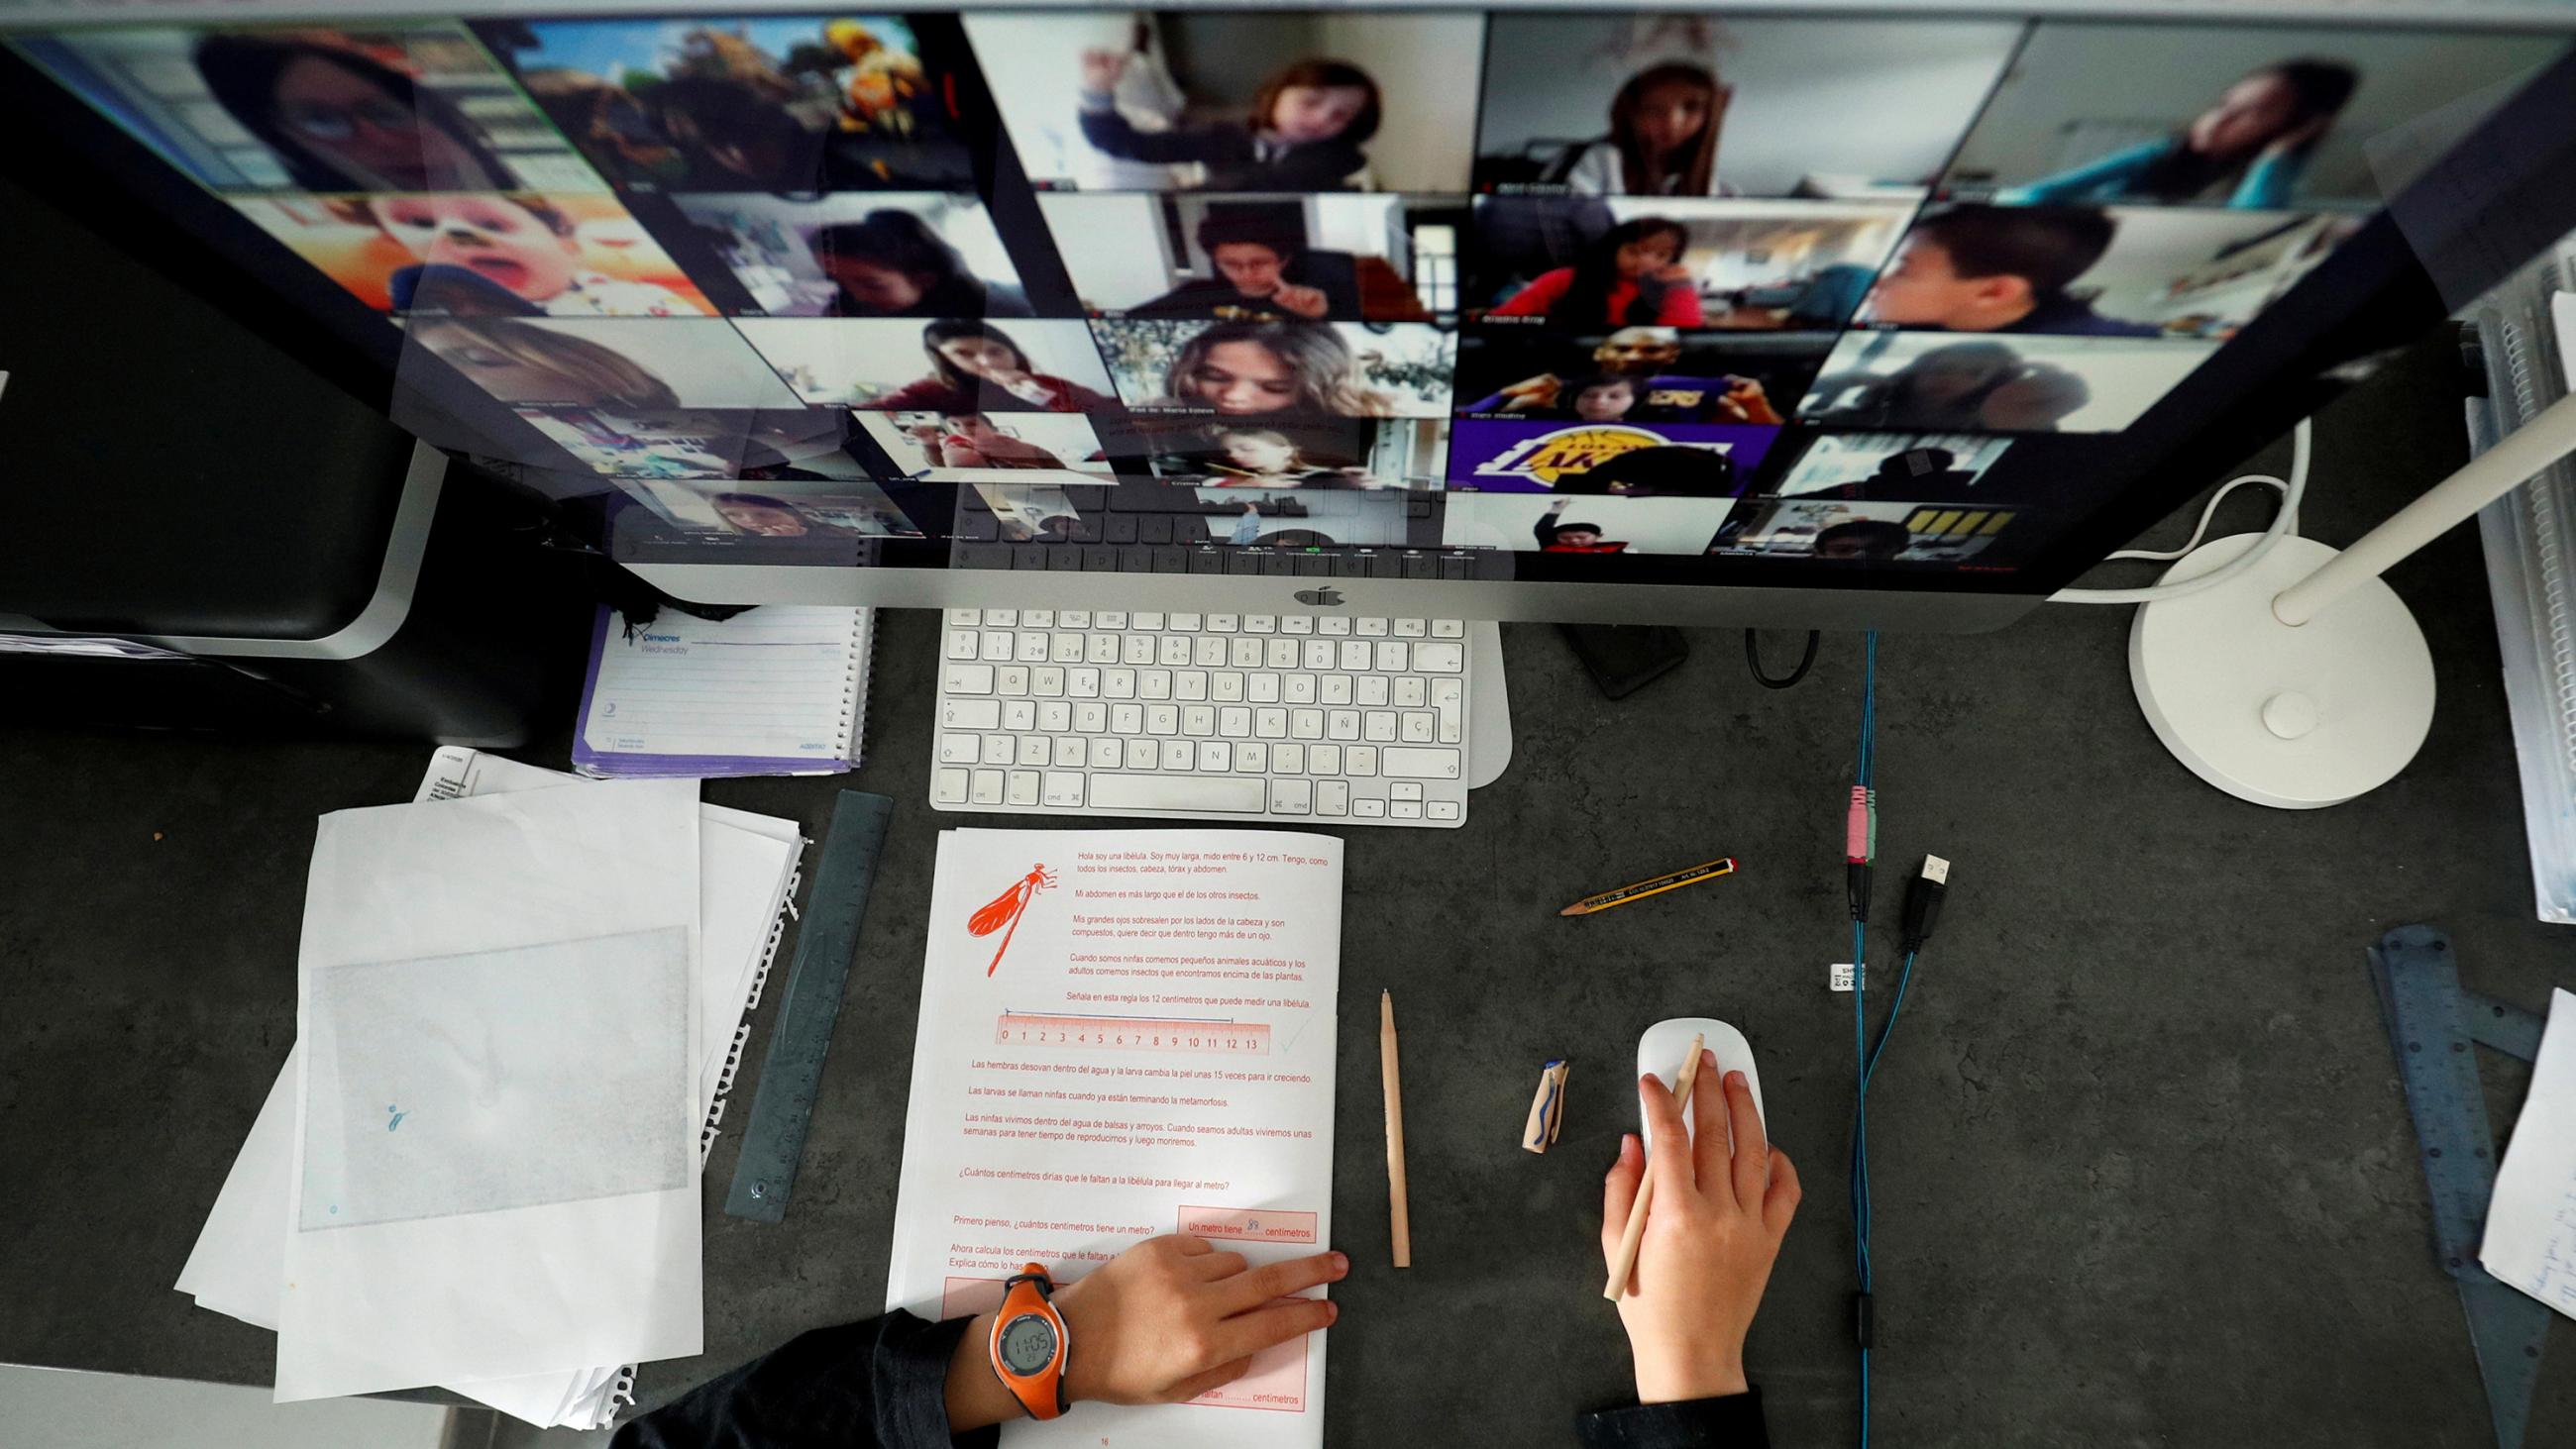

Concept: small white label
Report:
left=1831, top=963, right=1861, bottom=992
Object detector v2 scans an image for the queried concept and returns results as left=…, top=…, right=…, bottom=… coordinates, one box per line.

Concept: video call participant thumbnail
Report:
left=1105, top=319, right=1452, bottom=419
left=2004, top=59, right=2356, bottom=209
left=191, top=31, right=524, bottom=193
left=1459, top=328, right=1812, bottom=426
left=1859, top=205, right=2157, bottom=338
left=1799, top=340, right=2089, bottom=433
left=474, top=16, right=974, bottom=192
left=808, top=211, right=1031, bottom=319
left=1076, top=49, right=1379, bottom=192
left=336, top=194, right=709, bottom=317
left=407, top=317, right=801, bottom=411
left=1774, top=433, right=2010, bottom=500
left=871, top=321, right=1118, bottom=413
left=1125, top=212, right=1361, bottom=322
left=1488, top=217, right=1702, bottom=328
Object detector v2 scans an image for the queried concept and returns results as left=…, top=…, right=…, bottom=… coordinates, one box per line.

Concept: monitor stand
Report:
left=1468, top=621, right=1513, bottom=790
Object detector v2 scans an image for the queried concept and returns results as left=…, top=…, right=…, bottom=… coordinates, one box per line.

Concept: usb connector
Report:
left=1898, top=855, right=1949, bottom=955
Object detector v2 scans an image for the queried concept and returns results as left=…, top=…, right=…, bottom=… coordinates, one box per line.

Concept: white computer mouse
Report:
left=1636, top=1017, right=1764, bottom=1156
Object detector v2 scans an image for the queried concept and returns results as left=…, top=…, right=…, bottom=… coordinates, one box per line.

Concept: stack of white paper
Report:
left=176, top=752, right=806, bottom=1430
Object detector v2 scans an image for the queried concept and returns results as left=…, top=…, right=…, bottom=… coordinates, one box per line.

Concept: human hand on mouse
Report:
left=1602, top=1051, right=1800, bottom=1403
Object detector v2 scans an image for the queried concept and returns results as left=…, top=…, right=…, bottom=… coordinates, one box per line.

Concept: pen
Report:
left=1558, top=858, right=1737, bottom=917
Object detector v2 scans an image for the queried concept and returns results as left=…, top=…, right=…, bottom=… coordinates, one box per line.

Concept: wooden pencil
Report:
left=1602, top=1032, right=1704, bottom=1300
left=1381, top=990, right=1412, bottom=1269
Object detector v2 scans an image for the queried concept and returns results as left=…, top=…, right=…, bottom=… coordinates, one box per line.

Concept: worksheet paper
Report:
left=887, top=829, right=1343, bottom=1449
left=2481, top=987, right=2576, bottom=1319
left=275, top=777, right=703, bottom=1401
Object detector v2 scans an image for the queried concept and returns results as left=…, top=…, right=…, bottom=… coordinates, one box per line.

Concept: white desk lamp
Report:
left=2122, top=388, right=2576, bottom=808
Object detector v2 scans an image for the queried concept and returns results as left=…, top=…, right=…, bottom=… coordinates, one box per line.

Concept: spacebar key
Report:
left=1089, top=775, right=1269, bottom=814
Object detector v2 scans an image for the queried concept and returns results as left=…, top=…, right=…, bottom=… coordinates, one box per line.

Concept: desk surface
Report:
left=5, top=346, right=2574, bottom=1446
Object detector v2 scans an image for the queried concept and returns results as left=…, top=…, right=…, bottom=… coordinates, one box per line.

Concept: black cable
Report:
left=1745, top=629, right=1820, bottom=689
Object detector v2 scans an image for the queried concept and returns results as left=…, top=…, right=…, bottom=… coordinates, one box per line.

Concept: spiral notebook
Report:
left=573, top=605, right=875, bottom=778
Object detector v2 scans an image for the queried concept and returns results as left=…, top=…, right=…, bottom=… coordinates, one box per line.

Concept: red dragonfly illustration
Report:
left=969, top=864, right=1056, bottom=977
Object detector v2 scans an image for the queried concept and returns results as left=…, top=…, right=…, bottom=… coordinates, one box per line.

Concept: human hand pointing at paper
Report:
left=1601, top=1053, right=1800, bottom=1405
left=943, top=1235, right=1346, bottom=1428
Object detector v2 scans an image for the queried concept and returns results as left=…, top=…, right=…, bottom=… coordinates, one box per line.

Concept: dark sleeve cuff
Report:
left=1576, top=1387, right=1769, bottom=1449
left=610, top=1310, right=999, bottom=1449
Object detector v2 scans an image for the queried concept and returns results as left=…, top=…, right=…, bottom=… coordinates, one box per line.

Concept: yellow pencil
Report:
left=1558, top=858, right=1737, bottom=917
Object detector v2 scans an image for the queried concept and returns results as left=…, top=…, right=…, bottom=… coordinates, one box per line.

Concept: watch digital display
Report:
left=999, top=1312, right=1058, bottom=1375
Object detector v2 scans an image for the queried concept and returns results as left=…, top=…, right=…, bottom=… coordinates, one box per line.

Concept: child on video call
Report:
left=1492, top=217, right=1704, bottom=328
left=810, top=211, right=1031, bottom=319
left=1561, top=61, right=1734, bottom=197
left=869, top=321, right=1115, bottom=412
left=904, top=412, right=1068, bottom=469
left=1465, top=328, right=1781, bottom=425
left=355, top=195, right=701, bottom=317
left=1077, top=50, right=1381, bottom=191
left=1802, top=341, right=2090, bottom=432
left=194, top=33, right=518, bottom=194
left=1196, top=425, right=1385, bottom=488
left=2004, top=58, right=2357, bottom=209
left=1137, top=319, right=1395, bottom=418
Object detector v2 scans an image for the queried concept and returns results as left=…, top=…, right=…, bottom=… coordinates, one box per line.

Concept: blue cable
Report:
left=1851, top=633, right=1878, bottom=1449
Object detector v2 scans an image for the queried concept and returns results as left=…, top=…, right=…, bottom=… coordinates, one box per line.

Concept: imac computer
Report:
left=7, top=1, right=2575, bottom=823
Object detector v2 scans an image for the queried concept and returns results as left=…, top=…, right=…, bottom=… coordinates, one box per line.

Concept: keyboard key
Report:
left=1219, top=706, right=1252, bottom=737
left=1017, top=632, right=1048, bottom=663
left=1031, top=667, right=1064, bottom=697
left=1269, top=778, right=1314, bottom=815
left=1391, top=781, right=1425, bottom=802
left=1089, top=737, right=1121, bottom=770
left=1158, top=636, right=1191, bottom=666
left=970, top=769, right=1005, bottom=805
left=1050, top=632, right=1084, bottom=663
left=1003, top=699, right=1036, bottom=731
left=944, top=608, right=981, bottom=628
left=1074, top=701, right=1107, bottom=732
left=1091, top=775, right=1266, bottom=814
left=1008, top=771, right=1041, bottom=806
left=1282, top=615, right=1314, bottom=635
left=1394, top=676, right=1428, bottom=707
left=1111, top=703, right=1143, bottom=734
left=1317, top=780, right=1350, bottom=816
left=1023, top=609, right=1052, bottom=628
left=1038, top=700, right=1073, bottom=732
left=1375, top=641, right=1408, bottom=673
left=1400, top=711, right=1434, bottom=743
left=981, top=734, right=1014, bottom=766
left=1087, top=634, right=1120, bottom=664
left=1052, top=735, right=1084, bottom=768
left=1123, top=636, right=1155, bottom=665
left=1364, top=712, right=1398, bottom=742
left=1394, top=618, right=1427, bottom=638
left=1304, top=640, right=1336, bottom=671
left=1104, top=669, right=1135, bottom=699
left=1352, top=796, right=1386, bottom=818
left=1290, top=708, right=1324, bottom=740
left=1132, top=611, right=1164, bottom=630
left=1125, top=738, right=1158, bottom=770
left=1170, top=612, right=1202, bottom=631
left=1145, top=704, right=1180, bottom=735
left=1138, top=670, right=1172, bottom=700
left=1193, top=636, right=1226, bottom=667
left=1248, top=674, right=1282, bottom=703
left=1272, top=742, right=1306, bottom=774
left=933, top=767, right=969, bottom=804
left=1208, top=613, right=1238, bottom=633
left=1210, top=671, right=1245, bottom=701
left=1338, top=640, right=1371, bottom=672
left=938, top=732, right=980, bottom=764
left=1265, top=639, right=1300, bottom=670
left=1381, top=747, right=1462, bottom=780
left=998, top=666, right=1029, bottom=695
left=944, top=663, right=995, bottom=694
left=1356, top=617, right=1390, bottom=637
left=1322, top=674, right=1353, bottom=704
left=980, top=631, right=1013, bottom=662
left=1234, top=742, right=1266, bottom=773
left=1284, top=674, right=1317, bottom=704
left=1433, top=678, right=1463, bottom=744
left=1175, top=671, right=1209, bottom=701
left=987, top=609, right=1019, bottom=627
left=1042, top=773, right=1085, bottom=808
left=1098, top=611, right=1128, bottom=629
left=1347, top=746, right=1378, bottom=776
left=1318, top=616, right=1351, bottom=636
left=1391, top=799, right=1424, bottom=820
left=1069, top=668, right=1101, bottom=698
left=1356, top=676, right=1390, bottom=706
left=1311, top=744, right=1342, bottom=775
left=1230, top=638, right=1263, bottom=669
left=1060, top=610, right=1090, bottom=629
left=1428, top=800, right=1460, bottom=821
left=1182, top=705, right=1216, bottom=736
left=1411, top=641, right=1466, bottom=673
left=1198, top=741, right=1232, bottom=772
left=1245, top=615, right=1277, bottom=634
left=1432, top=619, right=1464, bottom=638
left=1255, top=707, right=1289, bottom=739
left=1160, top=739, right=1195, bottom=771
left=946, top=630, right=980, bottom=662
left=1017, top=736, right=1049, bottom=767
left=1328, top=710, right=1360, bottom=741
left=941, top=698, right=1002, bottom=731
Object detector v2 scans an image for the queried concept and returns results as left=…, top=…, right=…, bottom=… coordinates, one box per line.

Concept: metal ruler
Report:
left=724, top=790, right=894, bottom=1224
left=2368, top=924, right=2552, bottom=1449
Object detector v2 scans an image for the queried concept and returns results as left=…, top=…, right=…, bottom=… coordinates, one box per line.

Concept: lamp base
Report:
left=2128, top=533, right=2435, bottom=809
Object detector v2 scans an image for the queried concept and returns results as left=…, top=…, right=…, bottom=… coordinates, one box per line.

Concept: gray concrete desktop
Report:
left=4, top=344, right=2573, bottom=1446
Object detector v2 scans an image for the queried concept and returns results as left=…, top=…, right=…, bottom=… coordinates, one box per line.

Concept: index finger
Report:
left=1209, top=1294, right=1338, bottom=1365
left=1637, top=1072, right=1695, bottom=1201
left=1211, top=1250, right=1347, bottom=1314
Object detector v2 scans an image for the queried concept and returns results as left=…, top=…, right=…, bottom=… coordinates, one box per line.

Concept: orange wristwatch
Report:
left=988, top=1263, right=1070, bottom=1419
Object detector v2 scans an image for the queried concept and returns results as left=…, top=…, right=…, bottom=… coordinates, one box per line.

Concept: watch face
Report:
left=999, top=1312, right=1058, bottom=1376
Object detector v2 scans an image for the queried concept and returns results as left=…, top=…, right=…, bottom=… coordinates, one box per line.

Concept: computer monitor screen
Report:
left=4, top=5, right=2566, bottom=615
